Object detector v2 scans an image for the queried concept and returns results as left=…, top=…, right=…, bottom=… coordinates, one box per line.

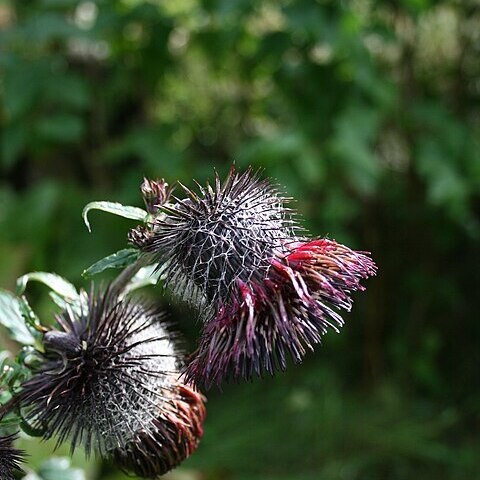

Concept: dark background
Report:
left=0, top=1, right=479, bottom=479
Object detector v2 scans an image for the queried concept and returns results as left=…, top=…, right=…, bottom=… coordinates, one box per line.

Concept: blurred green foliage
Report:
left=0, top=0, right=479, bottom=479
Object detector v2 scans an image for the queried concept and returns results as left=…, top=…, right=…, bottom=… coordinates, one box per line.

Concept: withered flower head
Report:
left=0, top=433, right=25, bottom=480
left=133, top=166, right=377, bottom=389
left=9, top=286, right=205, bottom=477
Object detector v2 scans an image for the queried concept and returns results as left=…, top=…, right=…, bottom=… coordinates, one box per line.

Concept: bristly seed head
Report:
left=8, top=286, right=205, bottom=477
left=0, top=433, right=25, bottom=480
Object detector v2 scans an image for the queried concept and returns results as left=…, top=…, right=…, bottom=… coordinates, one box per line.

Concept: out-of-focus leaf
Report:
left=16, top=272, right=78, bottom=301
left=44, top=74, right=91, bottom=111
left=284, top=1, right=328, bottom=38
left=35, top=114, right=85, bottom=143
left=22, top=12, right=81, bottom=42
left=124, top=264, right=161, bottom=295
left=0, top=289, right=36, bottom=345
left=102, top=127, right=186, bottom=176
left=3, top=61, right=45, bottom=119
left=82, top=248, right=140, bottom=278
left=27, top=457, right=86, bottom=480
left=416, top=138, right=468, bottom=215
left=237, top=133, right=324, bottom=191
left=40, top=0, right=79, bottom=8
left=82, top=201, right=147, bottom=232
left=330, top=103, right=382, bottom=195
left=1, top=122, right=28, bottom=169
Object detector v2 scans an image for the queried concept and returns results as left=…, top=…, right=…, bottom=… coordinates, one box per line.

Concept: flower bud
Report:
left=128, top=224, right=154, bottom=249
left=141, top=178, right=174, bottom=214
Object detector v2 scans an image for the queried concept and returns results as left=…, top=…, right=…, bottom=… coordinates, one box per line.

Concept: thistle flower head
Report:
left=0, top=433, right=25, bottom=480
left=10, top=286, right=205, bottom=477
left=132, top=166, right=376, bottom=389
left=186, top=239, right=376, bottom=388
left=134, top=167, right=297, bottom=306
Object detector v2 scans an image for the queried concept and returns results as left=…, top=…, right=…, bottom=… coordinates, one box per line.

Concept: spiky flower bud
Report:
left=128, top=224, right=154, bottom=250
left=0, top=433, right=25, bottom=480
left=141, top=178, right=174, bottom=214
left=9, top=287, right=205, bottom=477
left=134, top=167, right=376, bottom=388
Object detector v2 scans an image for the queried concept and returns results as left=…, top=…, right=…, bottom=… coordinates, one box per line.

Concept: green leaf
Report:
left=0, top=289, right=36, bottom=345
left=19, top=417, right=46, bottom=438
left=0, top=416, right=21, bottom=428
left=40, top=0, right=80, bottom=8
left=82, top=201, right=148, bottom=233
left=82, top=248, right=140, bottom=278
left=48, top=291, right=73, bottom=312
left=0, top=349, right=32, bottom=393
left=22, top=12, right=81, bottom=43
left=16, top=272, right=79, bottom=301
left=49, top=291, right=89, bottom=319
left=17, top=296, right=45, bottom=340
